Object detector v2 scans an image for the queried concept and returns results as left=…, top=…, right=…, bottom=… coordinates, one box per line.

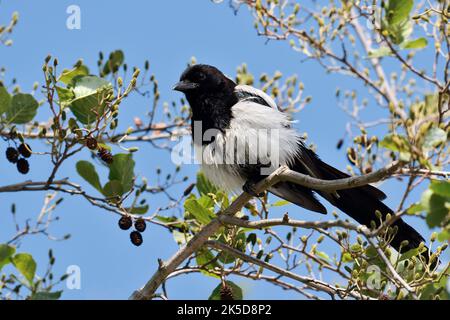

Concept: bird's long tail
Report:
left=321, top=180, right=425, bottom=253
left=293, top=145, right=428, bottom=259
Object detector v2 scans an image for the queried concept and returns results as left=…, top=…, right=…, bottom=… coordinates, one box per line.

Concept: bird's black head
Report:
left=173, top=64, right=236, bottom=95
left=173, top=64, right=238, bottom=136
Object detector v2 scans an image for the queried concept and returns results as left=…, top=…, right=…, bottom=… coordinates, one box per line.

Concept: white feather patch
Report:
left=196, top=100, right=302, bottom=192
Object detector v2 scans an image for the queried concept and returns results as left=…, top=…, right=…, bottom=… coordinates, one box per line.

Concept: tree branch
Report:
left=129, top=161, right=401, bottom=300
left=277, top=160, right=403, bottom=191
left=218, top=215, right=365, bottom=233
left=204, top=240, right=372, bottom=300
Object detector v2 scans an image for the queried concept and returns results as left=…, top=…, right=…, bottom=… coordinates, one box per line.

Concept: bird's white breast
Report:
left=194, top=100, right=302, bottom=193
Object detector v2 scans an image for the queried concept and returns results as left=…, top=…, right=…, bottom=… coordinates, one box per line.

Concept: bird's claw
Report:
left=243, top=180, right=264, bottom=197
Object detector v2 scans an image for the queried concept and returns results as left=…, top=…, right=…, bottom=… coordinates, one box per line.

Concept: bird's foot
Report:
left=243, top=180, right=264, bottom=197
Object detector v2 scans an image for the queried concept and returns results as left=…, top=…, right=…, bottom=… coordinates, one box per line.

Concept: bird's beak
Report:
left=172, top=81, right=199, bottom=92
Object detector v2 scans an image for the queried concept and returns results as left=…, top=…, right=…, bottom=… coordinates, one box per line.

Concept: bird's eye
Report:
left=198, top=73, right=206, bottom=81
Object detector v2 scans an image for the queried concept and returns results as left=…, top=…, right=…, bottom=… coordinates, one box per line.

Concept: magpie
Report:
left=173, top=64, right=427, bottom=257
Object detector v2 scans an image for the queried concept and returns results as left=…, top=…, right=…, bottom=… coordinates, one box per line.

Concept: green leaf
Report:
left=108, top=153, right=135, bottom=194
left=420, top=277, right=449, bottom=300
left=103, top=180, right=123, bottom=198
left=380, top=134, right=410, bottom=152
left=407, top=203, right=424, bottom=214
left=342, top=252, right=354, bottom=263
left=69, top=75, right=113, bottom=124
left=368, top=47, right=392, bottom=58
left=196, top=171, right=217, bottom=195
left=6, top=93, right=39, bottom=124
left=401, top=37, right=428, bottom=49
left=76, top=161, right=103, bottom=193
left=0, top=244, right=16, bottom=271
left=380, top=133, right=411, bottom=160
left=384, top=17, right=413, bottom=45
left=184, top=198, right=213, bottom=225
left=124, top=205, right=149, bottom=214
left=386, top=0, right=413, bottom=25
left=234, top=231, right=247, bottom=252
left=217, top=251, right=237, bottom=264
left=58, top=64, right=89, bottom=84
left=364, top=245, right=387, bottom=269
left=437, top=229, right=450, bottom=242
left=427, top=194, right=448, bottom=228
left=216, top=190, right=230, bottom=208
left=102, top=50, right=125, bottom=75
left=216, top=232, right=246, bottom=264
left=209, top=281, right=243, bottom=300
left=197, top=194, right=215, bottom=210
left=196, top=248, right=220, bottom=278
left=422, top=127, right=447, bottom=152
left=316, top=251, right=331, bottom=262
left=55, top=86, right=74, bottom=108
left=155, top=215, right=178, bottom=223
left=421, top=189, right=449, bottom=228
left=430, top=180, right=450, bottom=198
left=399, top=247, right=424, bottom=261
left=12, top=253, right=36, bottom=285
left=350, top=243, right=362, bottom=253
left=0, top=85, right=11, bottom=115
left=196, top=248, right=217, bottom=267
left=271, top=200, right=290, bottom=207
left=30, top=291, right=62, bottom=300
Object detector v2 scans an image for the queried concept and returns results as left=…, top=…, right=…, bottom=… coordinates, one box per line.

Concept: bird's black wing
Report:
left=291, top=142, right=426, bottom=255
left=234, top=85, right=278, bottom=109
left=294, top=142, right=387, bottom=201
left=269, top=182, right=327, bottom=214
left=266, top=140, right=384, bottom=216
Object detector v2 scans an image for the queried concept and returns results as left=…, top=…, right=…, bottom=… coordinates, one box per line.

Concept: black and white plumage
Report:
left=173, top=64, right=426, bottom=256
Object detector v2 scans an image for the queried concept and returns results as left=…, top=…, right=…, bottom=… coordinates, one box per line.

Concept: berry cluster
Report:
left=5, top=143, right=32, bottom=174
left=84, top=135, right=113, bottom=164
left=118, top=216, right=147, bottom=246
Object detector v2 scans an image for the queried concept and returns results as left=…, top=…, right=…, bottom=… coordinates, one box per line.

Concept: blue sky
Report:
left=0, top=0, right=436, bottom=299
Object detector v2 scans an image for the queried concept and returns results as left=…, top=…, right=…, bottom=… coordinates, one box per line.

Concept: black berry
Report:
left=130, top=231, right=143, bottom=246
left=6, top=147, right=19, bottom=163
left=220, top=284, right=234, bottom=300
left=18, top=143, right=32, bottom=158
left=118, top=216, right=132, bottom=230
left=85, top=137, right=98, bottom=150
left=134, top=218, right=146, bottom=232
left=16, top=158, right=30, bottom=174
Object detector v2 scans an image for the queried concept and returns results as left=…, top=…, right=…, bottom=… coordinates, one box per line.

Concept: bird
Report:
left=173, top=63, right=428, bottom=259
